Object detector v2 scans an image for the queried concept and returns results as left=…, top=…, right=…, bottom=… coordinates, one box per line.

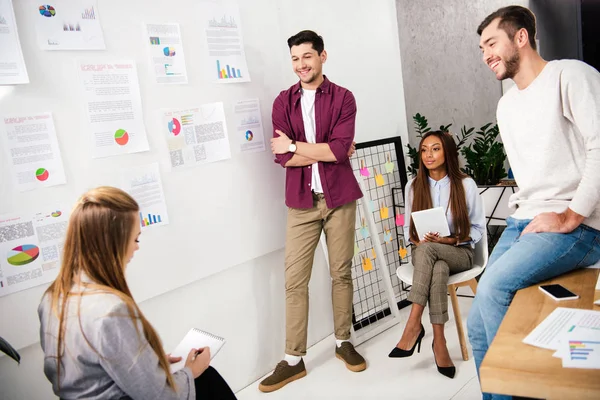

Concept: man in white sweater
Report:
left=469, top=6, right=600, bottom=400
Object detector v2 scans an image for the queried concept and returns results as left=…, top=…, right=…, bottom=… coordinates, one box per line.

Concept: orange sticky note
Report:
left=380, top=204, right=389, bottom=219
left=374, top=167, right=385, bottom=186
left=372, top=248, right=377, bottom=259
left=362, top=257, right=373, bottom=271
left=399, top=247, right=408, bottom=259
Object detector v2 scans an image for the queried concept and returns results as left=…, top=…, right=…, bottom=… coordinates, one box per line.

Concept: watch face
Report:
left=290, top=143, right=297, bottom=152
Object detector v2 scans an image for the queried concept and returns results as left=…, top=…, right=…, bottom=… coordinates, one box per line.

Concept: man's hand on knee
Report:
left=521, top=208, right=585, bottom=235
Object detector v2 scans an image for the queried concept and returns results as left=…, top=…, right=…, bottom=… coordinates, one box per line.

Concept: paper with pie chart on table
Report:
left=163, top=102, right=231, bottom=169
left=233, top=98, right=265, bottom=153
left=78, top=60, right=149, bottom=158
left=0, top=206, right=69, bottom=297
left=1, top=112, right=66, bottom=192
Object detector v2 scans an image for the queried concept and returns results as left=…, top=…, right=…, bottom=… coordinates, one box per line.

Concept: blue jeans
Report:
left=467, top=217, right=600, bottom=400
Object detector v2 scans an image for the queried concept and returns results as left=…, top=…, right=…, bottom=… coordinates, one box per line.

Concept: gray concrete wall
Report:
left=395, top=0, right=529, bottom=145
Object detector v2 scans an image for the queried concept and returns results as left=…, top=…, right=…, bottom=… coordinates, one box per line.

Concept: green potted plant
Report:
left=460, top=123, right=507, bottom=185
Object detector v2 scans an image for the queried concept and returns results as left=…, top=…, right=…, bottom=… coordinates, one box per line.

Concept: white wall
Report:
left=0, top=0, right=408, bottom=398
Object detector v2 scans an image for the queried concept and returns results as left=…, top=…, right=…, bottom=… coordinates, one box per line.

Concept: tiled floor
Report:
left=237, top=290, right=482, bottom=400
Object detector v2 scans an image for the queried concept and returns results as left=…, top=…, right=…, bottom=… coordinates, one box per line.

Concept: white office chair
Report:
left=395, top=227, right=489, bottom=361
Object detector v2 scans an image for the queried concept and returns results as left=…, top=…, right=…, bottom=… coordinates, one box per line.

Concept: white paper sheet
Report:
left=0, top=207, right=69, bottom=297
left=0, top=0, right=28, bottom=84
left=561, top=326, right=600, bottom=369
left=120, top=163, right=170, bottom=230
left=33, top=1, right=105, bottom=50
left=233, top=98, right=265, bottom=153
left=163, top=102, right=231, bottom=169
left=202, top=1, right=250, bottom=83
left=78, top=60, right=150, bottom=158
left=523, top=307, right=600, bottom=350
left=143, top=23, right=188, bottom=84
left=1, top=112, right=67, bottom=192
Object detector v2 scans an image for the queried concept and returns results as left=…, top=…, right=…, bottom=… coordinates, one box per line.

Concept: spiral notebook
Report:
left=169, top=328, right=226, bottom=373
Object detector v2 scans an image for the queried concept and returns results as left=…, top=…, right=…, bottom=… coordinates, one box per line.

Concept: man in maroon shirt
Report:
left=258, top=30, right=366, bottom=393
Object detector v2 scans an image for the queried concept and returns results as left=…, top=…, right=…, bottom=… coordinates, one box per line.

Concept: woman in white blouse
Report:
left=38, top=186, right=237, bottom=400
left=388, top=131, right=485, bottom=379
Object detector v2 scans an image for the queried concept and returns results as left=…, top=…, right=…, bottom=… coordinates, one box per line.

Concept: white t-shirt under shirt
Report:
left=497, top=59, right=600, bottom=230
left=301, top=88, right=323, bottom=193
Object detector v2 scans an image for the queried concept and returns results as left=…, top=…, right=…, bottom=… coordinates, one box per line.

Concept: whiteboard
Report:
left=0, top=0, right=410, bottom=350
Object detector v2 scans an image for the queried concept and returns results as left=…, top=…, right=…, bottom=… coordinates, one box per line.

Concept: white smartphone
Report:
left=538, top=284, right=579, bottom=301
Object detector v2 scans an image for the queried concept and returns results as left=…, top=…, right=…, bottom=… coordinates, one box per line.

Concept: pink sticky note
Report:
left=396, top=213, right=404, bottom=226
left=360, top=167, right=370, bottom=177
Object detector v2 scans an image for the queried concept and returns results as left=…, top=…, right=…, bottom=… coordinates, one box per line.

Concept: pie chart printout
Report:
left=7, top=245, right=40, bottom=266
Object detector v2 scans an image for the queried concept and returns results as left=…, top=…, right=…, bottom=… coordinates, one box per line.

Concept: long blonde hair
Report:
left=45, top=186, right=176, bottom=389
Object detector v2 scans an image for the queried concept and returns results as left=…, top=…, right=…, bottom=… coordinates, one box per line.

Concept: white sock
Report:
left=284, top=354, right=302, bottom=366
left=336, top=339, right=351, bottom=348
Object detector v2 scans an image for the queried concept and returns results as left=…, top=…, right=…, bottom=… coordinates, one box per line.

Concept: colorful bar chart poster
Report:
left=32, top=1, right=105, bottom=50
left=0, top=0, right=29, bottom=84
left=1, top=112, right=67, bottom=192
left=163, top=102, right=231, bottom=170
left=78, top=60, right=150, bottom=158
left=143, top=23, right=188, bottom=84
left=202, top=0, right=250, bottom=83
left=233, top=98, right=265, bottom=153
left=0, top=206, right=69, bottom=297
left=120, top=163, right=170, bottom=230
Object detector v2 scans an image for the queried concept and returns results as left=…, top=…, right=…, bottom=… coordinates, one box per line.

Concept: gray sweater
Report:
left=38, top=284, right=195, bottom=400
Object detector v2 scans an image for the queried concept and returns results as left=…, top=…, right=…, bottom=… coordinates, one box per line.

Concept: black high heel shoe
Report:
left=432, top=341, right=456, bottom=379
left=388, top=324, right=425, bottom=358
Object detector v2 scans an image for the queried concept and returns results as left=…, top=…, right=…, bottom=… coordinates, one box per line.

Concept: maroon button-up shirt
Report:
left=272, top=76, right=363, bottom=209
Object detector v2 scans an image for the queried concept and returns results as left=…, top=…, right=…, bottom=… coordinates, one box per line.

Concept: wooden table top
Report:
left=480, top=268, right=600, bottom=400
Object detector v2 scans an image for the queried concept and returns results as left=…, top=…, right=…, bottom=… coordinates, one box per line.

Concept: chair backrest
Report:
left=473, top=194, right=489, bottom=271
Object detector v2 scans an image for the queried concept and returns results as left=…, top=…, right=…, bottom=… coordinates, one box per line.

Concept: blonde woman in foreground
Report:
left=38, top=186, right=237, bottom=400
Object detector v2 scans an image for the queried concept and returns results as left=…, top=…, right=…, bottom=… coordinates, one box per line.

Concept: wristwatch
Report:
left=288, top=140, right=297, bottom=153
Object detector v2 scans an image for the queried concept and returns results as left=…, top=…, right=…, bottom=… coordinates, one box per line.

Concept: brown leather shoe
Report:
left=258, top=359, right=307, bottom=393
left=335, top=342, right=367, bottom=372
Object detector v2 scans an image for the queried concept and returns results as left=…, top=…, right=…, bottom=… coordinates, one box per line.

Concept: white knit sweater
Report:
left=497, top=60, right=600, bottom=230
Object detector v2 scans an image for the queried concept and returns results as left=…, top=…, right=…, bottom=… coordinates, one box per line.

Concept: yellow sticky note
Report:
left=399, top=247, right=408, bottom=259
left=374, top=168, right=385, bottom=186
left=354, top=242, right=360, bottom=256
left=380, top=206, right=389, bottom=219
left=362, top=257, right=373, bottom=271
left=372, top=248, right=377, bottom=259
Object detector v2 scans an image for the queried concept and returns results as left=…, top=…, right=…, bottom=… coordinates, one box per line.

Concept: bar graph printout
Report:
left=120, top=163, right=170, bottom=230
left=202, top=1, right=250, bottom=83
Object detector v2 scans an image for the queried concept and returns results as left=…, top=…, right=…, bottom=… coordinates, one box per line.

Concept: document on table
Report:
left=523, top=308, right=600, bottom=350
left=557, top=326, right=600, bottom=369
